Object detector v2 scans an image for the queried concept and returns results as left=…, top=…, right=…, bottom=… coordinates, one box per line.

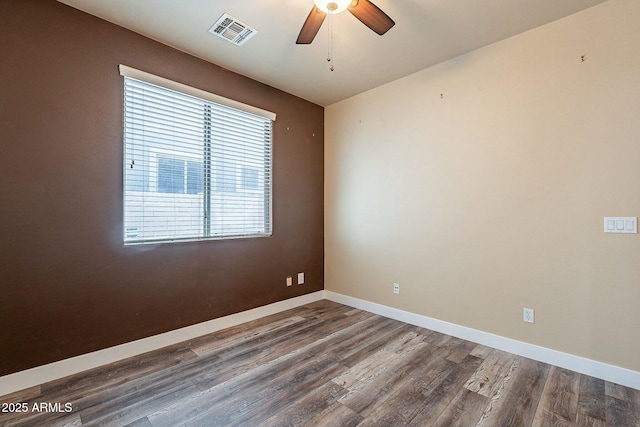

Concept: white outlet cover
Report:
left=393, top=283, right=400, bottom=294
left=523, top=308, right=534, bottom=323
left=298, top=272, right=304, bottom=285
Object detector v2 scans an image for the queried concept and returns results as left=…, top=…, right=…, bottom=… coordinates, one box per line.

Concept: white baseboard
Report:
left=3, top=289, right=638, bottom=397
left=325, top=291, right=640, bottom=391
left=0, top=291, right=325, bottom=397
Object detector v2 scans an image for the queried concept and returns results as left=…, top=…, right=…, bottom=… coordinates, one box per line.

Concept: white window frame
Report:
left=121, top=65, right=275, bottom=245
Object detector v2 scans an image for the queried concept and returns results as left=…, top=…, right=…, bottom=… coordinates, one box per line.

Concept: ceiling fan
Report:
left=296, top=0, right=395, bottom=44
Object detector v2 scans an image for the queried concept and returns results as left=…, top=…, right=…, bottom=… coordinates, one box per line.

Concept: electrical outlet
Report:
left=523, top=308, right=534, bottom=323
left=393, top=283, right=400, bottom=295
left=286, top=276, right=292, bottom=287
left=298, top=272, right=304, bottom=285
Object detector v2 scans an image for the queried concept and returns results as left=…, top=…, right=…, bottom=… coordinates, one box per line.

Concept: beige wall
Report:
left=325, top=0, right=640, bottom=372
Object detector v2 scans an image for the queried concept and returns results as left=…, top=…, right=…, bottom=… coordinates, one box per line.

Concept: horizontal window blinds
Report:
left=122, top=67, right=273, bottom=245
left=119, top=65, right=276, bottom=121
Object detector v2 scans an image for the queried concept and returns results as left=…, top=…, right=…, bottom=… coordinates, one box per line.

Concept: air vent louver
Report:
left=209, top=13, right=257, bottom=46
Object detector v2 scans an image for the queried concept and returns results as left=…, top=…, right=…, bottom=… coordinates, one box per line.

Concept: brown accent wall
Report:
left=0, top=0, right=324, bottom=376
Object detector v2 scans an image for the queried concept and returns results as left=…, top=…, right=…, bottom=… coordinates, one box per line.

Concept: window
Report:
left=158, top=157, right=186, bottom=194
left=241, top=166, right=259, bottom=190
left=157, top=157, right=203, bottom=195
left=121, top=65, right=275, bottom=244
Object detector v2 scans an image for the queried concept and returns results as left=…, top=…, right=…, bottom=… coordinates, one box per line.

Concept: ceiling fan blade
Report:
left=296, top=7, right=326, bottom=44
left=348, top=0, right=395, bottom=35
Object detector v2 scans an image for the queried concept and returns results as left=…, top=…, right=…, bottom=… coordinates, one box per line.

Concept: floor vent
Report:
left=208, top=13, right=257, bottom=46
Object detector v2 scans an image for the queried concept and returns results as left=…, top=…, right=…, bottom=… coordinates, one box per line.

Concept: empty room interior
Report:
left=1, top=0, right=639, bottom=425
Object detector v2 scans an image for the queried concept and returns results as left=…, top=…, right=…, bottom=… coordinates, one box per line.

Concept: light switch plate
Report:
left=604, top=217, right=637, bottom=234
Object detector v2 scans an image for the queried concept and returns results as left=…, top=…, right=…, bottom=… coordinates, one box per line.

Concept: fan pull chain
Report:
left=327, top=11, right=334, bottom=71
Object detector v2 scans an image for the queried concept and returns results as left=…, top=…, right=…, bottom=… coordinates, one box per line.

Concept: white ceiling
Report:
left=57, top=0, right=608, bottom=106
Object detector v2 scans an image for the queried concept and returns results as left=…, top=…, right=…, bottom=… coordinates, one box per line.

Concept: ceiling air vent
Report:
left=208, top=13, right=257, bottom=46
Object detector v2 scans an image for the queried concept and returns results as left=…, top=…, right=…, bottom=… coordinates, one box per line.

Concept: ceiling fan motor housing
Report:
left=313, top=0, right=352, bottom=14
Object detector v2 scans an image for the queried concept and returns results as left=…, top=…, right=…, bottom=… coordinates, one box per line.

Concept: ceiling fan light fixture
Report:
left=313, top=0, right=352, bottom=14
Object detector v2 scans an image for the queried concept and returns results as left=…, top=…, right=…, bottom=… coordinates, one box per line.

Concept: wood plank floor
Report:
left=1, top=300, right=639, bottom=426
